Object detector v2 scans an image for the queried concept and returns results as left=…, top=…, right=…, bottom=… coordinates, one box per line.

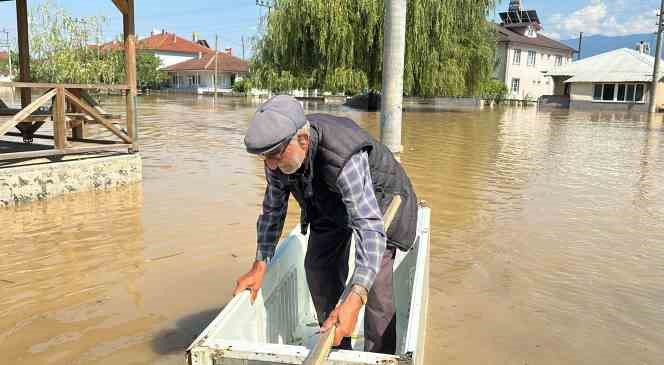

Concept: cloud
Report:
left=546, top=0, right=658, bottom=39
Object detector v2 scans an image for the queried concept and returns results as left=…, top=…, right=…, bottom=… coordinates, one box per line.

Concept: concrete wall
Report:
left=504, top=43, right=573, bottom=100
left=0, top=154, right=142, bottom=207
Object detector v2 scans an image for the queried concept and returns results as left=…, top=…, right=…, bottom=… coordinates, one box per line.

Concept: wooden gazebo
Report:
left=0, top=0, right=138, bottom=161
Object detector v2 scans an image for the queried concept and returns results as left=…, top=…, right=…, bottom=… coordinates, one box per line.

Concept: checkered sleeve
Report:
left=336, top=151, right=386, bottom=291
left=256, top=165, right=290, bottom=262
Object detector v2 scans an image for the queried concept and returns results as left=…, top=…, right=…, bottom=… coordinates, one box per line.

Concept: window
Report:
left=526, top=26, right=536, bottom=37
left=617, top=84, right=626, bottom=101
left=602, top=84, right=616, bottom=101
left=527, top=50, right=536, bottom=66
left=593, top=84, right=603, bottom=100
left=626, top=84, right=635, bottom=101
left=511, top=78, right=520, bottom=94
left=635, top=84, right=644, bottom=101
left=555, top=55, right=563, bottom=66
left=593, top=83, right=646, bottom=103
left=513, top=49, right=522, bottom=65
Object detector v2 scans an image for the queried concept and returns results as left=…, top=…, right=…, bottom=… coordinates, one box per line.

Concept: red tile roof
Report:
left=99, top=32, right=213, bottom=54
left=495, top=24, right=576, bottom=53
left=162, top=52, right=249, bottom=73
left=0, top=51, right=8, bottom=61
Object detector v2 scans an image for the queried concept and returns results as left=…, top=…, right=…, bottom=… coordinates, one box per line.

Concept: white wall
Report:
left=168, top=71, right=239, bottom=91
left=149, top=51, right=199, bottom=68
left=504, top=44, right=573, bottom=100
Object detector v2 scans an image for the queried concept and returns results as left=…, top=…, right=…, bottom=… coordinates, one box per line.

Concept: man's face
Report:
left=264, top=135, right=307, bottom=174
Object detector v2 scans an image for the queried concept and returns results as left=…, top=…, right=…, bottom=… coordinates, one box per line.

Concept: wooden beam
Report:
left=124, top=0, right=139, bottom=152
left=0, top=89, right=56, bottom=137
left=16, top=0, right=31, bottom=108
left=69, top=89, right=85, bottom=139
left=63, top=89, right=133, bottom=144
left=54, top=87, right=67, bottom=149
left=0, top=82, right=130, bottom=90
left=111, top=0, right=128, bottom=14
left=5, top=132, right=123, bottom=145
left=0, top=144, right=132, bottom=162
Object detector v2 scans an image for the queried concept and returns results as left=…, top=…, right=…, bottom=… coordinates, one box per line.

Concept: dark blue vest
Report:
left=278, top=113, right=418, bottom=251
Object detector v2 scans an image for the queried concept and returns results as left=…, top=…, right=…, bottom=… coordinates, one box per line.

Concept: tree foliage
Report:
left=27, top=1, right=167, bottom=88
left=252, top=0, right=497, bottom=97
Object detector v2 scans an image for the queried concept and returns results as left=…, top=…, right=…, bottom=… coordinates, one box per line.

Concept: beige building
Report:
left=494, top=0, right=576, bottom=100
left=549, top=48, right=664, bottom=112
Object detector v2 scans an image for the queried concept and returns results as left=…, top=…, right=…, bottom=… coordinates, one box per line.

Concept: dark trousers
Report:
left=304, top=222, right=397, bottom=354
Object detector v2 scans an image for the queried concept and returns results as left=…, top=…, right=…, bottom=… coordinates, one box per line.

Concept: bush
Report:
left=480, top=79, right=508, bottom=102
left=232, top=78, right=251, bottom=94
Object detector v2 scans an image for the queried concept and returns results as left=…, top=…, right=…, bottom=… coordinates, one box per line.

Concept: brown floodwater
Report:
left=1, top=94, right=663, bottom=364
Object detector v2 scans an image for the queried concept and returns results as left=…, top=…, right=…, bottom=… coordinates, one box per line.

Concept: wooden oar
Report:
left=303, top=195, right=402, bottom=365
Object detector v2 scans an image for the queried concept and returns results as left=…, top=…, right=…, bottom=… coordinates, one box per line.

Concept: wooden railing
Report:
left=0, top=82, right=137, bottom=162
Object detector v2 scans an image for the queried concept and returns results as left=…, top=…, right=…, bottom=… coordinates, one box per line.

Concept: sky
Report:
left=0, top=0, right=661, bottom=54
left=493, top=0, right=661, bottom=40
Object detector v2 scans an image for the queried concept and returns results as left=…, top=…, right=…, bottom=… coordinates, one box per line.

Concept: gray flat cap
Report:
left=244, top=95, right=307, bottom=154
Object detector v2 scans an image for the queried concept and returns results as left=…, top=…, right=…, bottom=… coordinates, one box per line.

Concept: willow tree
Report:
left=252, top=0, right=497, bottom=97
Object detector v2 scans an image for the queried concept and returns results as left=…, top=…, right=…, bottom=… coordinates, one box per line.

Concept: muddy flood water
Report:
left=1, top=95, right=663, bottom=364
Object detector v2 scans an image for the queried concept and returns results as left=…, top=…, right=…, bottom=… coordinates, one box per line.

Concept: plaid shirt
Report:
left=256, top=151, right=386, bottom=290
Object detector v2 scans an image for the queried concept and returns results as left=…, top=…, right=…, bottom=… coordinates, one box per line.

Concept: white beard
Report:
left=278, top=153, right=305, bottom=174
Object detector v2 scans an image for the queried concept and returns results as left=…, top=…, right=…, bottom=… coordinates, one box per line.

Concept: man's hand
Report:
left=320, top=292, right=364, bottom=346
left=233, top=260, right=268, bottom=303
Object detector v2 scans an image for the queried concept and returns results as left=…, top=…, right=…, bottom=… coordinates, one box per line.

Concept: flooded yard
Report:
left=1, top=94, right=662, bottom=364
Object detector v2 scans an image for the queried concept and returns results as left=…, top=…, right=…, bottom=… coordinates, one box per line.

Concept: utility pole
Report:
left=0, top=28, right=11, bottom=79
left=577, top=32, right=583, bottom=60
left=650, top=0, right=664, bottom=114
left=380, top=0, right=407, bottom=159
left=214, top=34, right=219, bottom=99
left=242, top=36, right=245, bottom=60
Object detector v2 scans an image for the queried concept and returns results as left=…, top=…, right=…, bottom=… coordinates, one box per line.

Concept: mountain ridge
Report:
left=560, top=33, right=657, bottom=59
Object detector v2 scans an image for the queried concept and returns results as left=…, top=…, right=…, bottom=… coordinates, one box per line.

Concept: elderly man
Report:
left=234, top=95, right=417, bottom=354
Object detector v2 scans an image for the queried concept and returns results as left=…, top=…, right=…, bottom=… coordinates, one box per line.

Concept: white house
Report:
left=162, top=51, right=249, bottom=94
left=494, top=0, right=576, bottom=100
left=101, top=30, right=213, bottom=69
left=548, top=48, right=664, bottom=111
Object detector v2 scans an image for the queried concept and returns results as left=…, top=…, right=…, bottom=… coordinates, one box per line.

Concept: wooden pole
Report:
left=16, top=0, right=31, bottom=108
left=215, top=34, right=219, bottom=99
left=70, top=89, right=85, bottom=139
left=123, top=0, right=139, bottom=151
left=54, top=87, right=67, bottom=150
left=650, top=0, right=664, bottom=114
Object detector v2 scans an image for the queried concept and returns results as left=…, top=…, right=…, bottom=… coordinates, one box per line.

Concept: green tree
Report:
left=252, top=0, right=497, bottom=97
left=27, top=1, right=167, bottom=89
left=137, top=53, right=168, bottom=89
left=28, top=1, right=119, bottom=84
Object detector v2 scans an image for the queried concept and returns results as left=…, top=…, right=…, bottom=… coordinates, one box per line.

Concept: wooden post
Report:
left=123, top=0, right=139, bottom=152
left=70, top=89, right=85, bottom=139
left=54, top=87, right=67, bottom=150
left=16, top=0, right=31, bottom=108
